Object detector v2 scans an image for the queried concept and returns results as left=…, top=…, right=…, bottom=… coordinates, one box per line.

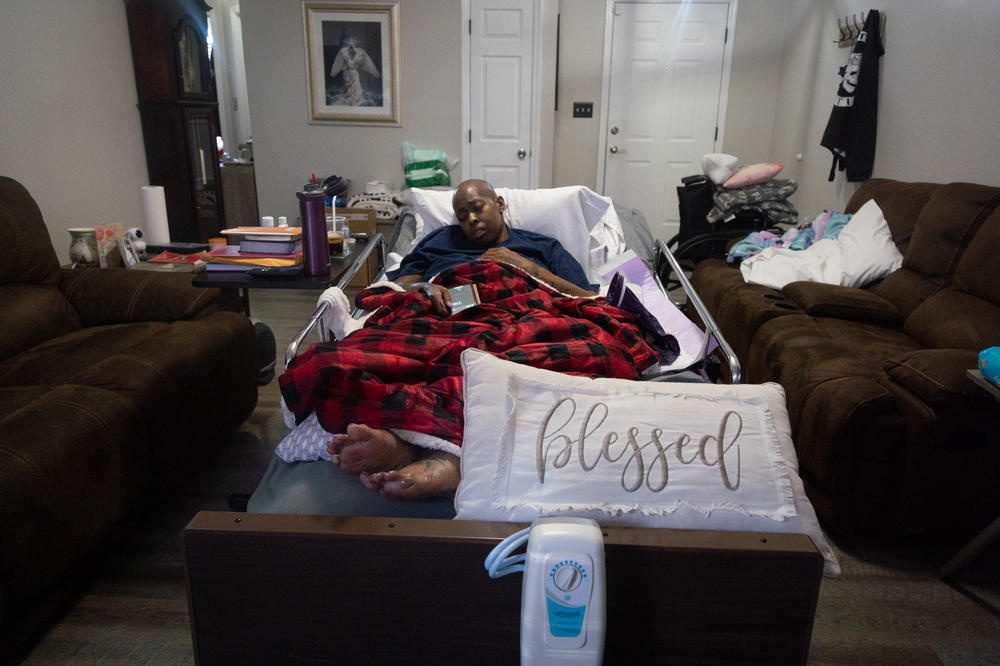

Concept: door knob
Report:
left=609, top=145, right=619, bottom=154
left=517, top=148, right=527, bottom=159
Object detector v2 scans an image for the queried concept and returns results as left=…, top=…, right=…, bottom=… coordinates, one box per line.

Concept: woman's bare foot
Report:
left=359, top=451, right=461, bottom=500
left=327, top=423, right=420, bottom=475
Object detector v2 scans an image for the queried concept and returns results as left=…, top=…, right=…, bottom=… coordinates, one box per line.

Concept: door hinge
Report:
left=714, top=127, right=719, bottom=141
left=468, top=129, right=472, bottom=143
left=724, top=27, right=728, bottom=44
left=468, top=18, right=472, bottom=34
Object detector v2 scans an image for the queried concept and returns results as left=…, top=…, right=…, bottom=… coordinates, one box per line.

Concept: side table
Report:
left=192, top=234, right=386, bottom=316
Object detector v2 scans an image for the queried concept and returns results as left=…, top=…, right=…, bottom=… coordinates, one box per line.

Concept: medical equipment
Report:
left=486, top=517, right=606, bottom=665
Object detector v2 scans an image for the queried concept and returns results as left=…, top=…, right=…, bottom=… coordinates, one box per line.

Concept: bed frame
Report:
left=184, top=202, right=818, bottom=662
left=183, top=512, right=822, bottom=664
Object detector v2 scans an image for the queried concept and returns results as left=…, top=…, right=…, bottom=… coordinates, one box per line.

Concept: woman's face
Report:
left=453, top=182, right=508, bottom=248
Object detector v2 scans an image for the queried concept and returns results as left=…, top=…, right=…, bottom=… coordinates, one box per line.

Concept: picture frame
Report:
left=302, top=2, right=400, bottom=126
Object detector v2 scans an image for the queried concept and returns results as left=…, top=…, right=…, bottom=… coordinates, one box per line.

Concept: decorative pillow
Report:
left=456, top=348, right=840, bottom=577
left=722, top=162, right=784, bottom=188
left=837, top=199, right=903, bottom=287
left=409, top=186, right=627, bottom=284
left=702, top=153, right=739, bottom=185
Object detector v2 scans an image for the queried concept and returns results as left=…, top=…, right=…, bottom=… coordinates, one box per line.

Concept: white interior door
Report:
left=602, top=2, right=730, bottom=241
left=467, top=0, right=535, bottom=188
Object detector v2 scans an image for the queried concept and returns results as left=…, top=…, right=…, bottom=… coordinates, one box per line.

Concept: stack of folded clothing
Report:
left=701, top=154, right=799, bottom=226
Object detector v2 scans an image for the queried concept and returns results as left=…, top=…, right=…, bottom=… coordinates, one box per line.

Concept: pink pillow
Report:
left=722, top=162, right=784, bottom=188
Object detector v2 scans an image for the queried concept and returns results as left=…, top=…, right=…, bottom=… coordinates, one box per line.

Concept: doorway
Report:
left=598, top=1, right=735, bottom=242
left=461, top=0, right=557, bottom=188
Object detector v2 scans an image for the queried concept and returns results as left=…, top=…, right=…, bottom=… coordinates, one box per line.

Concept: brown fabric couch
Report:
left=0, top=176, right=259, bottom=652
left=690, top=178, right=1000, bottom=539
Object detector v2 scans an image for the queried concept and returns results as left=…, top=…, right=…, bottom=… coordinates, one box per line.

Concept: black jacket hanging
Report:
left=820, top=10, right=884, bottom=182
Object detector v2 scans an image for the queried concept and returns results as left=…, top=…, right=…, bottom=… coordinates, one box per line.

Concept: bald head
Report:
left=452, top=179, right=497, bottom=208
left=451, top=178, right=508, bottom=247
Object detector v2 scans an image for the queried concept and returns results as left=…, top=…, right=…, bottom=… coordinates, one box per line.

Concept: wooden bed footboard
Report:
left=183, top=512, right=822, bottom=664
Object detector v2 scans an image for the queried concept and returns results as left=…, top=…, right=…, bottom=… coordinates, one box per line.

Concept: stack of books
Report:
left=203, top=226, right=304, bottom=271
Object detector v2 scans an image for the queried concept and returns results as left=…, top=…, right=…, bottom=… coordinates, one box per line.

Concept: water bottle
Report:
left=297, top=185, right=330, bottom=276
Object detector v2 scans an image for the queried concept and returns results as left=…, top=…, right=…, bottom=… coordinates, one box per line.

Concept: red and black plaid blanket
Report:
left=279, top=261, right=661, bottom=448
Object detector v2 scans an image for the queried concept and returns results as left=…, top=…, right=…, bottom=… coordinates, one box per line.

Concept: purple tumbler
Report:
left=297, top=185, right=330, bottom=276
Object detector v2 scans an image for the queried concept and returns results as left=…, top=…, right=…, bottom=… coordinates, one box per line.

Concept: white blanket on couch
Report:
left=740, top=199, right=902, bottom=290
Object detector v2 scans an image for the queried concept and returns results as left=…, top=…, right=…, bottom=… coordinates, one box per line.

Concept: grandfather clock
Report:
left=126, top=0, right=226, bottom=242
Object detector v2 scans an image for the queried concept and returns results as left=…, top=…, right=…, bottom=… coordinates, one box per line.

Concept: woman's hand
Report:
left=478, top=247, right=539, bottom=277
left=406, top=281, right=452, bottom=316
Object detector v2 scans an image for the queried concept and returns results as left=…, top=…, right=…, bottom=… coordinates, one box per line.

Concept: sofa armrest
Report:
left=885, top=349, right=985, bottom=408
left=782, top=281, right=903, bottom=326
left=60, top=267, right=226, bottom=326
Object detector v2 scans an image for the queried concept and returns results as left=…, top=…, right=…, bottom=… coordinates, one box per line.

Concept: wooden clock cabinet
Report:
left=126, top=0, right=226, bottom=242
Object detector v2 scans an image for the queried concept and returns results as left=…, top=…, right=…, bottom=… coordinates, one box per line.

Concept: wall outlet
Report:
left=572, top=102, right=593, bottom=118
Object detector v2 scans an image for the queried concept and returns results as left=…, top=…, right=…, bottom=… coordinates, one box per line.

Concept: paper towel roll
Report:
left=141, top=185, right=170, bottom=244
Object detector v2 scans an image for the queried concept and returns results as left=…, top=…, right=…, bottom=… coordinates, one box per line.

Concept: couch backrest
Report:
left=902, top=190, right=1000, bottom=349
left=0, top=176, right=81, bottom=361
left=846, top=179, right=1000, bottom=340
left=845, top=178, right=939, bottom=255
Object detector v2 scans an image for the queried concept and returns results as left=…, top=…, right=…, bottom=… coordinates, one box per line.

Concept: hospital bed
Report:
left=183, top=187, right=831, bottom=664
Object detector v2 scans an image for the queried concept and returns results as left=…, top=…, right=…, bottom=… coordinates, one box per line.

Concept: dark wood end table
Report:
left=192, top=234, right=385, bottom=316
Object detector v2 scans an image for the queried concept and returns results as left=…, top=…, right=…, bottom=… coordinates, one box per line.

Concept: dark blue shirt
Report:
left=387, top=225, right=596, bottom=291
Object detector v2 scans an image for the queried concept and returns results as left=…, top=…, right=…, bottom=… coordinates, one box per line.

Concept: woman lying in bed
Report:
left=279, top=179, right=664, bottom=500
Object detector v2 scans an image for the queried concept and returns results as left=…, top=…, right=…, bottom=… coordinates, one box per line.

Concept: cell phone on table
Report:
left=248, top=266, right=302, bottom=278
left=448, top=284, right=481, bottom=314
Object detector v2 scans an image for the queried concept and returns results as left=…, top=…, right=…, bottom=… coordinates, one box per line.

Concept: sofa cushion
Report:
left=902, top=183, right=1000, bottom=284
left=0, top=385, right=148, bottom=600
left=0, top=312, right=258, bottom=470
left=690, top=258, right=801, bottom=365
left=885, top=349, right=985, bottom=408
left=0, top=283, right=81, bottom=362
left=952, top=203, right=1000, bottom=307
left=866, top=267, right=941, bottom=320
left=0, top=178, right=80, bottom=361
left=60, top=267, right=227, bottom=326
left=0, top=177, right=62, bottom=287
left=782, top=281, right=903, bottom=326
left=903, top=288, right=1000, bottom=351
left=844, top=178, right=939, bottom=254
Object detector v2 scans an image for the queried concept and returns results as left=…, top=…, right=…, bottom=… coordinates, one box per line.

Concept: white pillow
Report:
left=409, top=186, right=627, bottom=284
left=456, top=348, right=840, bottom=577
left=837, top=199, right=903, bottom=287
left=702, top=153, right=739, bottom=185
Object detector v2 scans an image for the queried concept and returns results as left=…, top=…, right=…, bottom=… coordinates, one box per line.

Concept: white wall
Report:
left=0, top=0, right=148, bottom=264
left=3, top=0, right=999, bottom=258
left=241, top=0, right=463, bottom=223
left=783, top=0, right=1000, bottom=217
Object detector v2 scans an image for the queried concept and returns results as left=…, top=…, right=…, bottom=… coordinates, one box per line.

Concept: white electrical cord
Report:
left=484, top=527, right=531, bottom=578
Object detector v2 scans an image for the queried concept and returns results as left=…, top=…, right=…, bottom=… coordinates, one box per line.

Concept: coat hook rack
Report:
left=835, top=10, right=885, bottom=48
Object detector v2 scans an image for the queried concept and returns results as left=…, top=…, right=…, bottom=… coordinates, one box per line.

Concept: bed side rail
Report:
left=284, top=233, right=387, bottom=370
left=652, top=239, right=741, bottom=384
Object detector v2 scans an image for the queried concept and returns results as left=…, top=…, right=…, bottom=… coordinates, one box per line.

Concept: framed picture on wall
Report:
left=302, top=2, right=400, bottom=125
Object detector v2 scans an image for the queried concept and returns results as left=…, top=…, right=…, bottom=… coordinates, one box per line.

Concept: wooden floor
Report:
left=18, top=288, right=1000, bottom=664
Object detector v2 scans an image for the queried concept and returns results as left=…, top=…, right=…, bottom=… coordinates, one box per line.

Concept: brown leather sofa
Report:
left=0, top=176, right=259, bottom=652
left=689, top=178, right=1000, bottom=539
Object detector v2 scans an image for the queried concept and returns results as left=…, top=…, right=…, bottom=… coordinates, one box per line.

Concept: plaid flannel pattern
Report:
left=279, top=261, right=659, bottom=447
